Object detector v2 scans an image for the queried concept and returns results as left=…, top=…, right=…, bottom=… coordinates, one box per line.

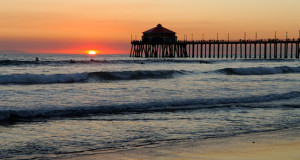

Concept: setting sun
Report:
left=88, top=51, right=96, bottom=55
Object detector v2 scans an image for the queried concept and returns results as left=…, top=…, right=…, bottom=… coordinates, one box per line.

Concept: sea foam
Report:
left=1, top=91, right=299, bottom=123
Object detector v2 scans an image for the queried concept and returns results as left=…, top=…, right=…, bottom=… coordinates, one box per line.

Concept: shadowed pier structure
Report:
left=130, top=24, right=300, bottom=59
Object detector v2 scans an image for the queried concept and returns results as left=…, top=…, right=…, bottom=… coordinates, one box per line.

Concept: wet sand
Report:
left=64, top=127, right=300, bottom=160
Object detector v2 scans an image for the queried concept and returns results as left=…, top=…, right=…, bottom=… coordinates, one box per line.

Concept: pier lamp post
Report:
left=228, top=33, right=229, bottom=41
left=256, top=32, right=257, bottom=41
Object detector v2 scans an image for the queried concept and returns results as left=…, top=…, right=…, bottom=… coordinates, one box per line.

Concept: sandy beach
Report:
left=64, top=127, right=300, bottom=160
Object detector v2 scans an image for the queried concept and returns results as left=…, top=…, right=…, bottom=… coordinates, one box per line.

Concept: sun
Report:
left=88, top=50, right=96, bottom=55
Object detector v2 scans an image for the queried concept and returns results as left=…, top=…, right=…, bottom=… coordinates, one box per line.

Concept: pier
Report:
left=130, top=24, right=300, bottom=59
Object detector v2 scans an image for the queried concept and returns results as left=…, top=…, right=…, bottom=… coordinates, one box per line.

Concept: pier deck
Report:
left=130, top=39, right=300, bottom=59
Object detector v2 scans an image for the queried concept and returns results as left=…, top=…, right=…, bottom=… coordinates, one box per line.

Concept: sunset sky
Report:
left=1, top=0, right=299, bottom=54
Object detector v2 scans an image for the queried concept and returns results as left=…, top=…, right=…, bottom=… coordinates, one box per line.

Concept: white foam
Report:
left=1, top=91, right=299, bottom=122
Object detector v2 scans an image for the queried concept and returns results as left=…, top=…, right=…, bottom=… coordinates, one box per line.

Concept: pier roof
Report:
left=143, top=24, right=175, bottom=34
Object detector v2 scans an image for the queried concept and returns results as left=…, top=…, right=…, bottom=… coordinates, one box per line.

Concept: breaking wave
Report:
left=218, top=66, right=300, bottom=75
left=0, top=91, right=299, bottom=123
left=0, top=70, right=185, bottom=85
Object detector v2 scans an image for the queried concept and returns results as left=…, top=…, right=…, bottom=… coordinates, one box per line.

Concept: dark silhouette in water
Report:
left=199, top=60, right=210, bottom=64
left=35, top=57, right=39, bottom=61
left=70, top=59, right=75, bottom=63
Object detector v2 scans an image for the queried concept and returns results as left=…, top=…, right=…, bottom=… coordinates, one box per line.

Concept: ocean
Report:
left=0, top=53, right=299, bottom=159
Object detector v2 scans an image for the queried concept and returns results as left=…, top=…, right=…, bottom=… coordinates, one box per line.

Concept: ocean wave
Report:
left=0, top=70, right=185, bottom=85
left=1, top=59, right=299, bottom=67
left=0, top=60, right=109, bottom=66
left=1, top=91, right=299, bottom=123
left=0, top=59, right=213, bottom=66
left=218, top=66, right=300, bottom=75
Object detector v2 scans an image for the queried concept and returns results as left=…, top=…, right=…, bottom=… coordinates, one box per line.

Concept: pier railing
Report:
left=130, top=39, right=300, bottom=59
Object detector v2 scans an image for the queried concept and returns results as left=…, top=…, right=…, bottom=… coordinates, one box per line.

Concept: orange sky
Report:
left=1, top=0, right=299, bottom=54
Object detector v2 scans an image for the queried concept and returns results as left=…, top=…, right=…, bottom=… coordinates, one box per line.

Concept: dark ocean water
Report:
left=0, top=54, right=299, bottom=159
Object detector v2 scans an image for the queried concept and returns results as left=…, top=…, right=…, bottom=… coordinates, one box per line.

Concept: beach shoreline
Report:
left=63, top=127, right=300, bottom=160
left=2, top=54, right=299, bottom=160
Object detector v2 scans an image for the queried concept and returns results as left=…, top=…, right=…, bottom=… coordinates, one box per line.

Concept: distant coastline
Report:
left=0, top=50, right=28, bottom=54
